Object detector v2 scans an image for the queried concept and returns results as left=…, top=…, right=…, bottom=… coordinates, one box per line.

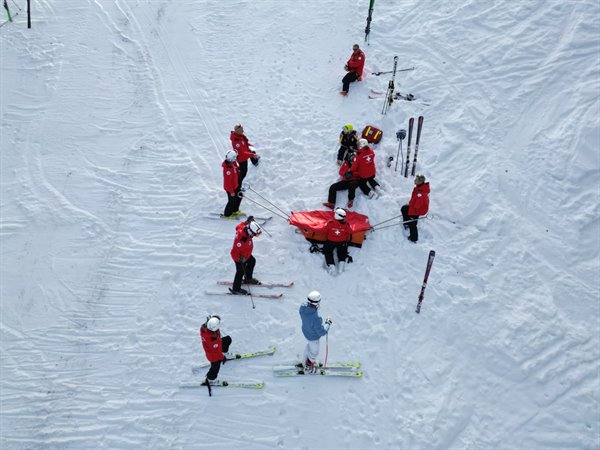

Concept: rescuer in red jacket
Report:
left=401, top=175, right=430, bottom=242
left=349, top=138, right=382, bottom=201
left=230, top=123, right=260, bottom=185
left=324, top=151, right=360, bottom=209
left=200, top=314, right=233, bottom=385
left=341, top=44, right=365, bottom=96
left=229, top=218, right=262, bottom=294
left=222, top=150, right=243, bottom=218
left=323, top=208, right=353, bottom=275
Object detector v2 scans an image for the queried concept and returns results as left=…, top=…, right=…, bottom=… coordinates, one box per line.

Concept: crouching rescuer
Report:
left=323, top=208, right=352, bottom=275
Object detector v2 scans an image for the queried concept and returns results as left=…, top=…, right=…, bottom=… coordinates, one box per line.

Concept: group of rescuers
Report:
left=201, top=44, right=430, bottom=385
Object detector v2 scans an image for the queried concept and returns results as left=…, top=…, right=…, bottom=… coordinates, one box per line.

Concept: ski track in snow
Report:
left=1, top=0, right=599, bottom=449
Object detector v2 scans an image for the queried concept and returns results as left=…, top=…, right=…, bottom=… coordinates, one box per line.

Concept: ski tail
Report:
left=411, top=116, right=424, bottom=176
left=404, top=117, right=415, bottom=177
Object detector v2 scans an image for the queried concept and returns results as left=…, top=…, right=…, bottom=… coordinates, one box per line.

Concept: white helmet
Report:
left=358, top=138, right=369, bottom=149
left=307, top=291, right=321, bottom=304
left=206, top=315, right=221, bottom=331
left=334, top=208, right=347, bottom=221
left=247, top=220, right=262, bottom=237
left=225, top=150, right=237, bottom=162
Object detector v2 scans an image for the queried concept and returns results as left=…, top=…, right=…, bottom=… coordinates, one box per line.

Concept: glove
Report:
left=344, top=64, right=349, bottom=71
left=239, top=256, right=246, bottom=263
left=357, top=76, right=362, bottom=81
left=251, top=155, right=260, bottom=167
left=325, top=317, right=332, bottom=325
left=344, top=171, right=353, bottom=180
left=336, top=160, right=343, bottom=166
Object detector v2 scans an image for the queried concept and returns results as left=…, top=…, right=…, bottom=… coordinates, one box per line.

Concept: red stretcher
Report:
left=289, top=210, right=372, bottom=249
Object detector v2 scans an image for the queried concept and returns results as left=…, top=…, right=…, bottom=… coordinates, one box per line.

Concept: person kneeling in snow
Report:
left=401, top=174, right=430, bottom=243
left=323, top=208, right=353, bottom=275
left=200, top=314, right=233, bottom=385
left=229, top=217, right=262, bottom=294
left=299, top=291, right=332, bottom=373
left=349, top=138, right=383, bottom=200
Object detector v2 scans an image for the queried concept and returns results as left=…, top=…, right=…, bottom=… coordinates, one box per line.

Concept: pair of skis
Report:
left=207, top=212, right=272, bottom=226
left=204, top=280, right=293, bottom=300
left=403, top=115, right=424, bottom=178
left=381, top=56, right=398, bottom=115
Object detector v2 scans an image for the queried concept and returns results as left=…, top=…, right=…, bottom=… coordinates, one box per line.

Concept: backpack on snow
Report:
left=361, top=125, right=383, bottom=144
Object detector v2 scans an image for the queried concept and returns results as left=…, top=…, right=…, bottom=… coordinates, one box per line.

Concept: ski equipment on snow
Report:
left=416, top=250, right=436, bottom=314
left=180, top=380, right=264, bottom=390
left=364, top=0, right=375, bottom=44
left=273, top=368, right=362, bottom=377
left=192, top=347, right=276, bottom=372
left=382, top=56, right=399, bottom=115
left=3, top=0, right=12, bottom=22
left=411, top=115, right=424, bottom=176
left=395, top=129, right=406, bottom=172
left=204, top=291, right=283, bottom=299
left=217, top=281, right=294, bottom=288
left=371, top=67, right=414, bottom=76
left=273, top=361, right=360, bottom=371
left=404, top=117, right=414, bottom=178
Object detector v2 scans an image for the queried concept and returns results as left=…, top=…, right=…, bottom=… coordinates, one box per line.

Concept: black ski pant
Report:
left=323, top=241, right=348, bottom=266
left=224, top=188, right=242, bottom=216
left=328, top=179, right=360, bottom=203
left=342, top=72, right=360, bottom=93
left=352, top=177, right=380, bottom=197
left=206, top=335, right=232, bottom=381
left=401, top=204, right=419, bottom=242
left=238, top=160, right=249, bottom=185
left=337, top=145, right=353, bottom=163
left=233, top=255, right=256, bottom=291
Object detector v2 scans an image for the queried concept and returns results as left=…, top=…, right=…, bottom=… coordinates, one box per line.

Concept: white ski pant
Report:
left=303, top=339, right=320, bottom=363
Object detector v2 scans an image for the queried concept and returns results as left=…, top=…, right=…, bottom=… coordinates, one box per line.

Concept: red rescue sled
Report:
left=289, top=210, right=372, bottom=248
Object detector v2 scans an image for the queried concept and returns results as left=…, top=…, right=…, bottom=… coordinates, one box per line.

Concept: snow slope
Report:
left=1, top=0, right=599, bottom=448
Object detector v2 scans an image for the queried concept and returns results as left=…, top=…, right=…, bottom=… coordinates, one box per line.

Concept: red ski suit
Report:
left=230, top=222, right=254, bottom=262
left=354, top=146, right=376, bottom=179
left=222, top=161, right=240, bottom=195
left=230, top=131, right=255, bottom=163
left=325, top=219, right=352, bottom=242
left=408, top=182, right=430, bottom=216
left=200, top=324, right=224, bottom=363
left=339, top=159, right=359, bottom=181
left=347, top=49, right=365, bottom=77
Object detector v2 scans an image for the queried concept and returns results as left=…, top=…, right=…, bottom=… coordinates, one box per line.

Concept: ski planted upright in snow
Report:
left=204, top=290, right=283, bottom=299
left=381, top=56, right=399, bottom=115
left=217, top=280, right=294, bottom=288
left=192, top=347, right=277, bottom=372
left=411, top=115, right=424, bottom=176
left=404, top=117, right=415, bottom=178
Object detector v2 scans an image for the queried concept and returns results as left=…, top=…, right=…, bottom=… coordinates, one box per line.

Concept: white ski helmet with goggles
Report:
left=225, top=150, right=237, bottom=162
left=307, top=291, right=321, bottom=304
left=358, top=138, right=369, bottom=149
left=334, top=208, right=347, bottom=221
left=206, top=315, right=221, bottom=331
left=246, top=220, right=262, bottom=237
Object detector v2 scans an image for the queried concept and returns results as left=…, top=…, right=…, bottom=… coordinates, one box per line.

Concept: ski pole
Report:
left=416, top=250, right=436, bottom=314
left=247, top=186, right=291, bottom=220
left=371, top=67, right=415, bottom=76
left=370, top=216, right=428, bottom=232
left=240, top=261, right=256, bottom=310
left=237, top=191, right=289, bottom=221
left=395, top=129, right=406, bottom=172
left=324, top=334, right=329, bottom=369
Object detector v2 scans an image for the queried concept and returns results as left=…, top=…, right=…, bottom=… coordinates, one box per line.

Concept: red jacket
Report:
left=325, top=219, right=352, bottom=242
left=408, top=182, right=430, bottom=216
left=200, top=324, right=224, bottom=363
left=222, top=161, right=240, bottom=195
left=230, top=131, right=255, bottom=163
left=347, top=50, right=365, bottom=77
left=230, top=222, right=254, bottom=262
left=354, top=146, right=376, bottom=178
left=339, top=159, right=359, bottom=181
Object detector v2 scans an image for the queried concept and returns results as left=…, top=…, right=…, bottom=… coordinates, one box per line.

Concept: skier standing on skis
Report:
left=401, top=174, right=430, bottom=243
left=340, top=44, right=365, bottom=96
left=200, top=315, right=233, bottom=385
left=230, top=123, right=260, bottom=185
left=324, top=152, right=360, bottom=209
left=349, top=138, right=382, bottom=200
left=299, top=291, right=332, bottom=373
left=337, top=123, right=359, bottom=165
left=229, top=217, right=262, bottom=294
left=222, top=150, right=243, bottom=218
left=323, top=208, right=353, bottom=275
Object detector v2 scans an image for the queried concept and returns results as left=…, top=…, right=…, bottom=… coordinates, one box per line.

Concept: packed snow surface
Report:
left=1, top=0, right=599, bottom=449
